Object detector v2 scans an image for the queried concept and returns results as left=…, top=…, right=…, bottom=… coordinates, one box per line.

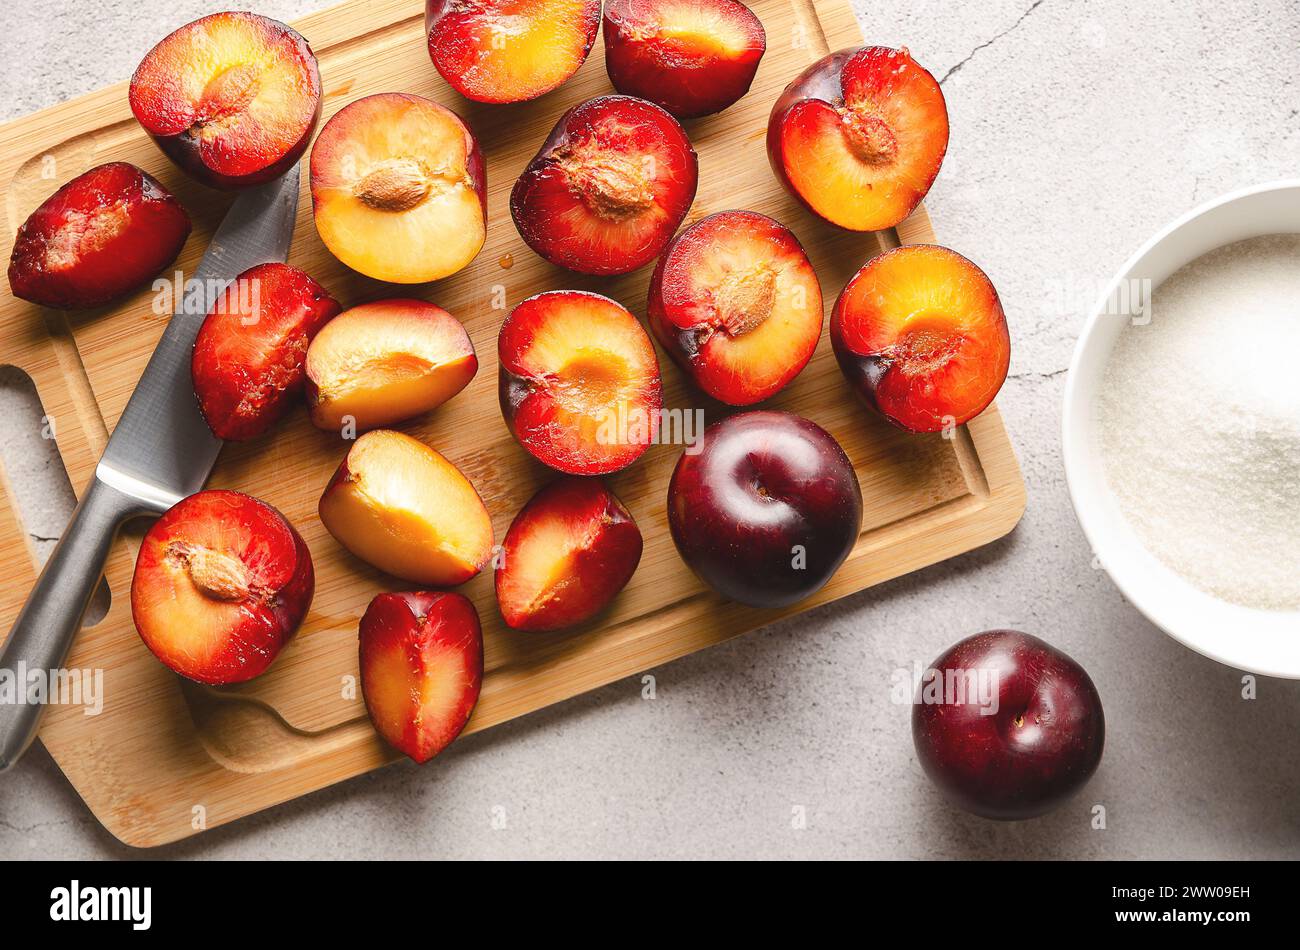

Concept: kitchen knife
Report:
left=0, top=164, right=302, bottom=771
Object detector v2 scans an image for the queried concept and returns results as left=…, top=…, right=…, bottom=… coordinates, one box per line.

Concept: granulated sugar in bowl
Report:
left=1065, top=181, right=1300, bottom=676
left=1096, top=234, right=1300, bottom=611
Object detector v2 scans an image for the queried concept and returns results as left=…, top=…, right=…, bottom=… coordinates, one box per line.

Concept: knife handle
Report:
left=0, top=474, right=140, bottom=771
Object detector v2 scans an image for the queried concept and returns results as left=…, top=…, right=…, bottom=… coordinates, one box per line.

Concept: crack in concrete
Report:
left=0, top=815, right=82, bottom=835
left=939, top=0, right=1050, bottom=85
left=1008, top=367, right=1068, bottom=381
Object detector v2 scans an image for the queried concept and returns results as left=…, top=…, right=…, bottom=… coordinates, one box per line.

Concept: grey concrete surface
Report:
left=1, top=0, right=1298, bottom=860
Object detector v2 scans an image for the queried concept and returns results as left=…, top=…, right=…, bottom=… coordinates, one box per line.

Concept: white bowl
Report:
left=1062, top=180, right=1300, bottom=678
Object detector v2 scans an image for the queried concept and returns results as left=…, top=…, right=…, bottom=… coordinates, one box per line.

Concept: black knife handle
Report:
left=0, top=475, right=140, bottom=771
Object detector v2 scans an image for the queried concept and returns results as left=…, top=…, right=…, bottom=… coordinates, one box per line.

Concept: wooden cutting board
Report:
left=0, top=0, right=1024, bottom=846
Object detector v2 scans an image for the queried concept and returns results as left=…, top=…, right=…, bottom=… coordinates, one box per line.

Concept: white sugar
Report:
left=1097, top=233, right=1300, bottom=611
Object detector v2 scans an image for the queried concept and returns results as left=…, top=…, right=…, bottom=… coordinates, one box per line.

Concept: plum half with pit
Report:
left=831, top=244, right=1010, bottom=433
left=310, top=93, right=487, bottom=284
left=130, top=489, right=314, bottom=685
left=511, top=95, right=697, bottom=275
left=767, top=46, right=948, bottom=231
left=648, top=209, right=822, bottom=406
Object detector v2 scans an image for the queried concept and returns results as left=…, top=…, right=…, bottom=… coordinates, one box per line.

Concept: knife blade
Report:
left=0, top=164, right=302, bottom=771
left=98, top=164, right=302, bottom=508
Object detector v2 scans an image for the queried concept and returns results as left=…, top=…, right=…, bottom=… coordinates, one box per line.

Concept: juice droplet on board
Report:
left=498, top=253, right=514, bottom=269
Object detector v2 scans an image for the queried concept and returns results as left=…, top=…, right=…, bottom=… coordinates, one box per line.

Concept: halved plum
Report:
left=130, top=489, right=314, bottom=685
left=425, top=0, right=600, bottom=104
left=831, top=244, right=1010, bottom=432
left=511, top=95, right=697, bottom=275
left=360, top=590, right=483, bottom=764
left=768, top=46, right=948, bottom=231
left=499, top=290, right=662, bottom=475
left=319, top=429, right=494, bottom=586
left=305, top=298, right=477, bottom=433
left=496, top=477, right=643, bottom=631
left=129, top=12, right=322, bottom=189
left=192, top=262, right=341, bottom=441
left=310, top=93, right=487, bottom=283
left=648, top=210, right=822, bottom=405
left=7, top=162, right=191, bottom=310
left=603, top=0, right=766, bottom=118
